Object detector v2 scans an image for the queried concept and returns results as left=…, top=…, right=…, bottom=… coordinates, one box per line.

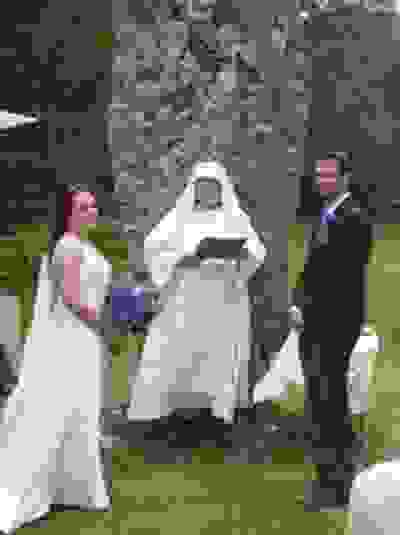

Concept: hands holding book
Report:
left=175, top=238, right=247, bottom=271
left=289, top=305, right=304, bottom=331
left=175, top=254, right=203, bottom=270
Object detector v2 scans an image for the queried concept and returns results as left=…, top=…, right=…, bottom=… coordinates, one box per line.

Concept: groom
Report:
left=290, top=153, right=373, bottom=510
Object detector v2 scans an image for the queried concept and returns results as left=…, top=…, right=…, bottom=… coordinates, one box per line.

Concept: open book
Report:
left=195, top=237, right=247, bottom=260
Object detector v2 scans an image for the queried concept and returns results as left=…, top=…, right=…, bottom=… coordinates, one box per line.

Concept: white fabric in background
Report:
left=253, top=327, right=379, bottom=415
left=128, top=161, right=266, bottom=423
left=350, top=460, right=400, bottom=534
left=0, top=236, right=111, bottom=532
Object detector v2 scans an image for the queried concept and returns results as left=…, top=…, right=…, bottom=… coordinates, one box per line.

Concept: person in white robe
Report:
left=0, top=187, right=111, bottom=533
left=128, top=160, right=266, bottom=424
left=349, top=460, right=400, bottom=534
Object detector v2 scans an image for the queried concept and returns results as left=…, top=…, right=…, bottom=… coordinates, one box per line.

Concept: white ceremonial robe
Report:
left=128, top=259, right=252, bottom=422
left=128, top=160, right=266, bottom=423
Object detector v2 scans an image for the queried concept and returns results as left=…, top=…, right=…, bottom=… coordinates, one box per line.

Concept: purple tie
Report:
left=321, top=208, right=335, bottom=225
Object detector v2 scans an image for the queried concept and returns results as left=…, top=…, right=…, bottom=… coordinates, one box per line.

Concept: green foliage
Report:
left=96, top=31, right=114, bottom=49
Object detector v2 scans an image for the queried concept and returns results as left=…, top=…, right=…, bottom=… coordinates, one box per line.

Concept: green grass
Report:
left=5, top=223, right=400, bottom=533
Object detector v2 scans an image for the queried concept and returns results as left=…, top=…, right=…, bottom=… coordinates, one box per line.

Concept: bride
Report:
left=0, top=185, right=111, bottom=533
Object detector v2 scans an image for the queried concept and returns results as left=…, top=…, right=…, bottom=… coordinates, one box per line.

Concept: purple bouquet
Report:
left=111, top=287, right=145, bottom=322
left=321, top=208, right=336, bottom=225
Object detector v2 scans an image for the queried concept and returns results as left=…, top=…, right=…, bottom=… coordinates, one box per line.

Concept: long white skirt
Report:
left=0, top=307, right=109, bottom=533
left=128, top=267, right=251, bottom=423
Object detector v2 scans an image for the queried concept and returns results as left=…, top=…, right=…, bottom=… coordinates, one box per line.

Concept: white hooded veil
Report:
left=144, top=160, right=266, bottom=288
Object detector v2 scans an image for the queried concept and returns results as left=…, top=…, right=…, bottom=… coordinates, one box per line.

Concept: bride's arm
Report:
left=63, top=254, right=98, bottom=322
left=155, top=267, right=182, bottom=312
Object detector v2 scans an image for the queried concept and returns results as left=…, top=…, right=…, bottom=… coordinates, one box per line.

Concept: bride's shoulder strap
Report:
left=52, top=234, right=84, bottom=265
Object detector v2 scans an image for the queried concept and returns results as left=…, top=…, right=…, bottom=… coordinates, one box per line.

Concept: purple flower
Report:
left=111, top=287, right=145, bottom=322
left=321, top=209, right=336, bottom=225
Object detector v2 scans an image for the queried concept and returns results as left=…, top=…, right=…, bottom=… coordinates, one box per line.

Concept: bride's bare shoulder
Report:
left=53, top=234, right=84, bottom=260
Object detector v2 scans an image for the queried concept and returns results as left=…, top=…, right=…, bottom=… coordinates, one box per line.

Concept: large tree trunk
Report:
left=111, top=1, right=304, bottom=390
left=229, top=0, right=303, bottom=381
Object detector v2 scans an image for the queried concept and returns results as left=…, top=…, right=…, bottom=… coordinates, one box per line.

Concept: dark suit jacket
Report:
left=293, top=194, right=373, bottom=337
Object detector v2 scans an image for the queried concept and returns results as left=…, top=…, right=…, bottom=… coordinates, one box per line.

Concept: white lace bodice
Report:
left=50, top=235, right=111, bottom=317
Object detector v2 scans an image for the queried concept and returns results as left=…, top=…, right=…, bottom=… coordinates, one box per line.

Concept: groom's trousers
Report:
left=299, top=323, right=360, bottom=485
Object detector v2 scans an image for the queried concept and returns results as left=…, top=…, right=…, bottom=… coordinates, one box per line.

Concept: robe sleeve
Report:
left=237, top=228, right=267, bottom=283
left=144, top=240, right=183, bottom=290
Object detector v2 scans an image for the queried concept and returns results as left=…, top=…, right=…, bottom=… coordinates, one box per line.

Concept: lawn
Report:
left=3, top=223, right=400, bottom=533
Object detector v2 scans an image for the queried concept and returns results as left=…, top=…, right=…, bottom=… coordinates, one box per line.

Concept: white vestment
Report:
left=0, top=235, right=111, bottom=532
left=128, top=161, right=266, bottom=423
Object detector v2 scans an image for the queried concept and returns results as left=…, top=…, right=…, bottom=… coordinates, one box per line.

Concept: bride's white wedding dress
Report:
left=0, top=234, right=111, bottom=533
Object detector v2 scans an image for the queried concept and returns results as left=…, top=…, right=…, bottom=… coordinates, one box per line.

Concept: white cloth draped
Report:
left=253, top=326, right=379, bottom=415
left=0, top=236, right=111, bottom=533
left=128, top=161, right=266, bottom=423
left=349, top=460, right=400, bottom=534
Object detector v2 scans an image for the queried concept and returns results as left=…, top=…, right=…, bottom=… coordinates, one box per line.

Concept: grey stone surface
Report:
left=110, top=1, right=306, bottom=372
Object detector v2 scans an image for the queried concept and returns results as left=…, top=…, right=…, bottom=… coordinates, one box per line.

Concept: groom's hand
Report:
left=289, top=306, right=304, bottom=331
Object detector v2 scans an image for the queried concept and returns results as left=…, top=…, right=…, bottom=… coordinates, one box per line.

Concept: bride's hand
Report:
left=289, top=306, right=304, bottom=331
left=80, top=304, right=98, bottom=322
